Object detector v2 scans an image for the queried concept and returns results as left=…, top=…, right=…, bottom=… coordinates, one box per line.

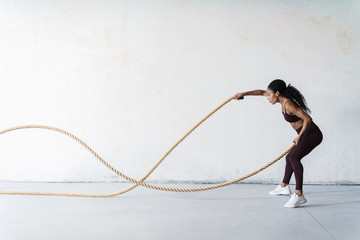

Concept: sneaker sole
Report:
left=269, top=191, right=292, bottom=196
left=284, top=199, right=307, bottom=208
left=269, top=193, right=291, bottom=196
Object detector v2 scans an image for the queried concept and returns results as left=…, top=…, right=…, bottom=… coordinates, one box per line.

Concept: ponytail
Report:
left=268, top=79, right=311, bottom=114
left=283, top=84, right=311, bottom=114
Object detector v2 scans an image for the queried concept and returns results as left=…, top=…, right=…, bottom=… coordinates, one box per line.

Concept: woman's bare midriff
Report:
left=290, top=119, right=304, bottom=131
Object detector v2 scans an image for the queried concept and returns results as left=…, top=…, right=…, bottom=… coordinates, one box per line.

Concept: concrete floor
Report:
left=0, top=182, right=359, bottom=240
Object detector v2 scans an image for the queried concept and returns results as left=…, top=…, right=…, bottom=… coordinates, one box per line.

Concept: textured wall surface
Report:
left=0, top=0, right=359, bottom=184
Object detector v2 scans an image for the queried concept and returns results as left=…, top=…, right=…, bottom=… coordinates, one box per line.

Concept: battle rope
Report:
left=0, top=96, right=295, bottom=197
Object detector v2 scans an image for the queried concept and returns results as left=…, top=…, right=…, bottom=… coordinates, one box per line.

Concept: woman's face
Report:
left=266, top=88, right=279, bottom=104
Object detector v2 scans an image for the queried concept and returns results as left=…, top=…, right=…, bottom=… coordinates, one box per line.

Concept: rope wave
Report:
left=0, top=96, right=295, bottom=197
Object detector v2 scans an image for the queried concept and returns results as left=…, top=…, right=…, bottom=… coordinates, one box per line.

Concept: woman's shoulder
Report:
left=284, top=100, right=299, bottom=114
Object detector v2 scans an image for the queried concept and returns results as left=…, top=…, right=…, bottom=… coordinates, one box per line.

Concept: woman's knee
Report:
left=286, top=153, right=297, bottom=163
left=287, top=154, right=301, bottom=166
left=285, top=153, right=292, bottom=163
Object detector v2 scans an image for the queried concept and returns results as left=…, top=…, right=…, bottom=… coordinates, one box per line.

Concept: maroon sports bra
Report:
left=282, top=111, right=301, bottom=123
left=282, top=101, right=302, bottom=123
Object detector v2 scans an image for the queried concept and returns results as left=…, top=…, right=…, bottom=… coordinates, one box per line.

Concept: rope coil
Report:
left=0, top=96, right=295, bottom=197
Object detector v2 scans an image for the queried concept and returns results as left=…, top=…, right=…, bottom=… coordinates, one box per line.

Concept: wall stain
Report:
left=308, top=16, right=333, bottom=27
left=336, top=27, right=354, bottom=55
left=308, top=15, right=355, bottom=55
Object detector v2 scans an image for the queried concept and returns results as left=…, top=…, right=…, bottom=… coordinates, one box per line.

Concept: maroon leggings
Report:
left=282, top=122, right=323, bottom=190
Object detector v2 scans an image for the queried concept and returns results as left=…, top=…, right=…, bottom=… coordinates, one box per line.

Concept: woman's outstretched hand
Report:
left=234, top=92, right=245, bottom=100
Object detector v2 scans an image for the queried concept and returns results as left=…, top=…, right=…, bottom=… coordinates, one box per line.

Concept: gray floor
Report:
left=0, top=182, right=359, bottom=240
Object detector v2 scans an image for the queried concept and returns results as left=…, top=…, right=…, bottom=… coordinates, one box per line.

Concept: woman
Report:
left=234, top=79, right=323, bottom=208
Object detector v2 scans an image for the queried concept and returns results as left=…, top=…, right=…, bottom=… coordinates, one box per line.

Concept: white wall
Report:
left=0, top=0, right=359, bottom=185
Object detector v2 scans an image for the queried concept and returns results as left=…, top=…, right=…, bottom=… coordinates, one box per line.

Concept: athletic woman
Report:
left=234, top=79, right=323, bottom=208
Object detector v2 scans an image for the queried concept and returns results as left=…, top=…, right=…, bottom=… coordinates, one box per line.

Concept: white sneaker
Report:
left=269, top=184, right=292, bottom=195
left=284, top=193, right=307, bottom=208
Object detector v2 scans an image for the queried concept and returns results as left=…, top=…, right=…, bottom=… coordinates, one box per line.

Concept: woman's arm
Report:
left=234, top=90, right=266, bottom=100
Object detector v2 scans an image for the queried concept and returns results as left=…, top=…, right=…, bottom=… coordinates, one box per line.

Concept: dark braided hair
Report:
left=268, top=79, right=311, bottom=114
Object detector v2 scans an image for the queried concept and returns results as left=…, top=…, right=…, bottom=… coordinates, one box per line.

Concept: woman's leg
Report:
left=286, top=125, right=323, bottom=195
left=282, top=152, right=294, bottom=187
